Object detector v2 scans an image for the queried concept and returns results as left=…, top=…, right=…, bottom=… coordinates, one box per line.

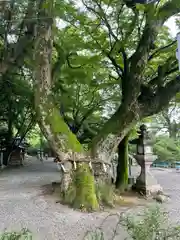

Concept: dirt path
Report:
left=0, top=157, right=129, bottom=240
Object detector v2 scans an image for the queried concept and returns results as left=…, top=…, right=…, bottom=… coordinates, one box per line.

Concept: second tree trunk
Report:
left=115, top=134, right=129, bottom=191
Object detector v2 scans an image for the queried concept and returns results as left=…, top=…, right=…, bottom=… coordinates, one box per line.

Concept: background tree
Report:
left=150, top=102, right=180, bottom=139
left=147, top=101, right=180, bottom=163
left=153, top=136, right=180, bottom=163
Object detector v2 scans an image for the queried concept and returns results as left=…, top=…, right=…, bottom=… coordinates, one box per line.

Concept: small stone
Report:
left=156, top=190, right=164, bottom=195
left=153, top=194, right=167, bottom=203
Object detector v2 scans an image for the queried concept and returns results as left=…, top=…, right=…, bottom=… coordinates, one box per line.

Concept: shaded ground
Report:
left=0, top=158, right=178, bottom=239
left=0, top=157, right=129, bottom=240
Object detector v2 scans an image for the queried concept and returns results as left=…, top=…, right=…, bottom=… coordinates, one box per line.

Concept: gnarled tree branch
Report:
left=131, top=0, right=180, bottom=72
left=148, top=63, right=179, bottom=88
left=141, top=75, right=180, bottom=117
left=124, top=0, right=180, bottom=105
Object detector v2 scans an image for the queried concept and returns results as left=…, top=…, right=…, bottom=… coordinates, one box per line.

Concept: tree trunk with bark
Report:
left=115, top=134, right=129, bottom=191
left=72, top=163, right=99, bottom=211
left=90, top=105, right=138, bottom=161
left=33, top=0, right=100, bottom=210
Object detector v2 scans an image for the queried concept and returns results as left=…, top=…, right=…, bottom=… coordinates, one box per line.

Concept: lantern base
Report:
left=133, top=170, right=162, bottom=196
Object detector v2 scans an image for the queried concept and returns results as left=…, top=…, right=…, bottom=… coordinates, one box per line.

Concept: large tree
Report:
left=1, top=0, right=180, bottom=208
left=33, top=0, right=180, bottom=208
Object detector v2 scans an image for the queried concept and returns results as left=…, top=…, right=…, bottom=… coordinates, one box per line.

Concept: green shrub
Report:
left=0, top=228, right=32, bottom=240
left=26, top=147, right=38, bottom=156
left=84, top=229, right=104, bottom=240
left=84, top=205, right=180, bottom=239
left=153, top=136, right=180, bottom=162
left=121, top=205, right=167, bottom=240
left=121, top=205, right=180, bottom=239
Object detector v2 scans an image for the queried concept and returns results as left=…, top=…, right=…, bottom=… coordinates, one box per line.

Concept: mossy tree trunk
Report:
left=90, top=106, right=138, bottom=160
left=33, top=4, right=137, bottom=205
left=33, top=0, right=99, bottom=210
left=73, top=163, right=99, bottom=211
left=115, top=134, right=129, bottom=191
left=32, top=0, right=143, bottom=209
left=33, top=0, right=82, bottom=160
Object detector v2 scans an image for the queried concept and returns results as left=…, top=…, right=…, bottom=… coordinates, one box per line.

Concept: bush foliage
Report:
left=85, top=205, right=180, bottom=240
left=0, top=229, right=32, bottom=240
left=153, top=136, right=180, bottom=163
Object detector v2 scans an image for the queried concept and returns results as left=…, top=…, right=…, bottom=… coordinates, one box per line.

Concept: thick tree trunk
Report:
left=115, top=134, right=129, bottom=191
left=90, top=105, right=138, bottom=162
left=33, top=0, right=99, bottom=210
left=3, top=101, right=13, bottom=165
left=7, top=114, right=13, bottom=145
left=33, top=0, right=83, bottom=161
left=59, top=162, right=99, bottom=211
left=72, top=163, right=99, bottom=211
left=4, top=122, right=13, bottom=166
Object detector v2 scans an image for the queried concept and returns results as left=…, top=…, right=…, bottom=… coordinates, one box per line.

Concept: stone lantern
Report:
left=130, top=124, right=162, bottom=196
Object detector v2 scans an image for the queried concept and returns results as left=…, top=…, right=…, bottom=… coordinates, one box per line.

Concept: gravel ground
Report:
left=0, top=158, right=178, bottom=240
left=0, top=157, right=129, bottom=240
left=152, top=167, right=180, bottom=224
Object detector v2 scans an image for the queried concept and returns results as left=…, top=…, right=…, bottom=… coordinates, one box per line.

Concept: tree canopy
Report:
left=0, top=0, right=179, bottom=162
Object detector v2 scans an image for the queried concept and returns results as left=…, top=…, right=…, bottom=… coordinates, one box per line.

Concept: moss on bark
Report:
left=115, top=134, right=129, bottom=191
left=72, top=163, right=99, bottom=211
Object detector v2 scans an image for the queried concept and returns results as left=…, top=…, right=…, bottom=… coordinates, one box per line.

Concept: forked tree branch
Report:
left=141, top=75, right=180, bottom=117
left=82, top=0, right=124, bottom=77
left=130, top=0, right=180, bottom=72
left=148, top=63, right=179, bottom=87
left=124, top=0, right=180, bottom=105
left=148, top=40, right=176, bottom=61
